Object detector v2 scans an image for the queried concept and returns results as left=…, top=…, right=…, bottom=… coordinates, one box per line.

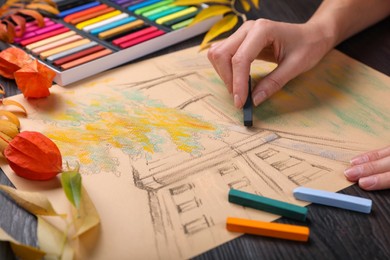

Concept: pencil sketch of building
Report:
left=122, top=71, right=360, bottom=258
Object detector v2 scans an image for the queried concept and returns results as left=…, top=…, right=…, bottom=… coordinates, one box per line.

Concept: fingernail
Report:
left=359, top=176, right=377, bottom=189
left=234, top=94, right=242, bottom=108
left=344, top=166, right=363, bottom=180
left=253, top=91, right=267, bottom=106
left=350, top=155, right=369, bottom=165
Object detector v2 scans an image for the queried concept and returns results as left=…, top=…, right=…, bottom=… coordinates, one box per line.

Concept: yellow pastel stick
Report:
left=76, top=10, right=122, bottom=30
left=40, top=39, right=91, bottom=59
left=156, top=6, right=198, bottom=25
left=98, top=20, right=144, bottom=39
left=226, top=217, right=310, bottom=242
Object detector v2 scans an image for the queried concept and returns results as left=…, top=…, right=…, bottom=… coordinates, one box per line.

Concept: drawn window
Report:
left=169, top=183, right=194, bottom=196
left=271, top=156, right=303, bottom=171
left=177, top=198, right=200, bottom=213
left=228, top=177, right=251, bottom=190
left=183, top=215, right=210, bottom=235
left=218, top=163, right=239, bottom=176
left=256, top=148, right=279, bottom=159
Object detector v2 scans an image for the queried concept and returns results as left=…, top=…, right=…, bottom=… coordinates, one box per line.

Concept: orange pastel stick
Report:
left=69, top=7, right=115, bottom=25
left=60, top=49, right=113, bottom=70
left=226, top=217, right=309, bottom=242
left=64, top=4, right=109, bottom=23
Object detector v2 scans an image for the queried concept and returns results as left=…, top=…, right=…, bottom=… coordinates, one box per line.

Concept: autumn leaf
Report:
left=174, top=0, right=232, bottom=5
left=73, top=186, right=100, bottom=237
left=200, top=14, right=239, bottom=50
left=189, top=5, right=233, bottom=26
left=1, top=98, right=28, bottom=115
left=0, top=184, right=64, bottom=216
left=14, top=59, right=56, bottom=98
left=37, top=216, right=74, bottom=260
left=0, top=0, right=58, bottom=43
left=249, top=0, right=260, bottom=9
left=0, top=110, right=22, bottom=128
left=240, top=0, right=251, bottom=12
left=0, top=227, right=45, bottom=260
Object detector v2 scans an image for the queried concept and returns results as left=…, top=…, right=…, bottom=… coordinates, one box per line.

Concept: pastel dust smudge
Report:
left=42, top=90, right=222, bottom=175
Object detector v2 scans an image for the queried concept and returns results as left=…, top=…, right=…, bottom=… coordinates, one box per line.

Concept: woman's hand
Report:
left=345, top=146, right=390, bottom=190
left=207, top=19, right=332, bottom=108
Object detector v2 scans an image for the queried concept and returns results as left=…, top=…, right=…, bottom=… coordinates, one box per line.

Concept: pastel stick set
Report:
left=10, top=0, right=217, bottom=85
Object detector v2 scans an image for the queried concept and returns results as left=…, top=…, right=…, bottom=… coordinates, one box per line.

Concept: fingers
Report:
left=344, top=146, right=390, bottom=191
left=350, top=145, right=390, bottom=165
left=207, top=21, right=254, bottom=95
left=208, top=19, right=276, bottom=108
left=230, top=20, right=273, bottom=108
left=358, top=171, right=390, bottom=191
left=252, top=55, right=302, bottom=106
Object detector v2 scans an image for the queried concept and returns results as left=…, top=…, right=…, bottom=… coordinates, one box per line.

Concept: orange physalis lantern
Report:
left=0, top=47, right=56, bottom=98
left=14, top=59, right=56, bottom=98
left=4, top=131, right=62, bottom=181
left=0, top=47, right=32, bottom=79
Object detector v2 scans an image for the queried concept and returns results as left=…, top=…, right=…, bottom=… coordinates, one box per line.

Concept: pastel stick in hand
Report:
left=243, top=76, right=253, bottom=127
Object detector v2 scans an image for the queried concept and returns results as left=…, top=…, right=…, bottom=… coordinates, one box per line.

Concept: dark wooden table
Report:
left=1, top=0, right=389, bottom=259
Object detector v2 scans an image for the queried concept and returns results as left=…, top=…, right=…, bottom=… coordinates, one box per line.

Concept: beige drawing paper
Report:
left=1, top=46, right=389, bottom=259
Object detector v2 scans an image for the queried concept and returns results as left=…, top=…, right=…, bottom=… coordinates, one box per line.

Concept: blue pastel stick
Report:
left=293, top=187, right=372, bottom=214
left=89, top=16, right=136, bottom=35
left=127, top=0, right=161, bottom=11
left=58, top=1, right=100, bottom=18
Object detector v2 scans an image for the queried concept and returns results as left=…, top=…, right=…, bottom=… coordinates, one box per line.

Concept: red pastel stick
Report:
left=112, top=26, right=158, bottom=45
left=119, top=30, right=165, bottom=49
left=53, top=45, right=105, bottom=66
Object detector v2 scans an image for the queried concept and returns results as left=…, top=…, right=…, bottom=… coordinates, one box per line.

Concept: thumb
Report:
left=252, top=56, right=304, bottom=106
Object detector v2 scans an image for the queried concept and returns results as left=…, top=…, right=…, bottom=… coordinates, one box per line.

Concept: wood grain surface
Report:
left=0, top=0, right=389, bottom=259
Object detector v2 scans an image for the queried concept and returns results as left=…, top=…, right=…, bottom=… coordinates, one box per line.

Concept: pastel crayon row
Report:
left=14, top=18, right=112, bottom=70
left=226, top=217, right=310, bottom=242
left=9, top=0, right=212, bottom=85
left=228, top=189, right=308, bottom=221
left=293, top=187, right=372, bottom=213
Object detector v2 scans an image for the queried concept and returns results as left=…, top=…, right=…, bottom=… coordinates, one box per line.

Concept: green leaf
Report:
left=200, top=14, right=238, bottom=50
left=60, top=164, right=82, bottom=209
left=174, top=0, right=232, bottom=5
left=189, top=5, right=232, bottom=26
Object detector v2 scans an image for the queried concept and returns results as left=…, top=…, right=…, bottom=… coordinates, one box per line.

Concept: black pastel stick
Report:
left=243, top=76, right=253, bottom=127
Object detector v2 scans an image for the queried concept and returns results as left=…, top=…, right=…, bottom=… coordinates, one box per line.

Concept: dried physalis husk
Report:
left=14, top=59, right=56, bottom=98
left=4, top=131, right=62, bottom=181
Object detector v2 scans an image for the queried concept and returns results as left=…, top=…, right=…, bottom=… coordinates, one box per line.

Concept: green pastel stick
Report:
left=143, top=5, right=173, bottom=17
left=163, top=9, right=199, bottom=27
left=228, top=189, right=308, bottom=221
left=135, top=0, right=174, bottom=15
left=171, top=18, right=193, bottom=30
left=148, top=6, right=186, bottom=21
